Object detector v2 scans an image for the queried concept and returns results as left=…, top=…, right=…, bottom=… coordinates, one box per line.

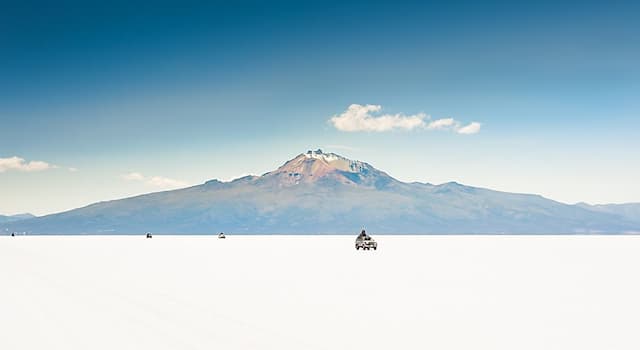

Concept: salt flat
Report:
left=1, top=235, right=639, bottom=350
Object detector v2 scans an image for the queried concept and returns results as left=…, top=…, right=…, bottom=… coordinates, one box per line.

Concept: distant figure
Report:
left=358, top=229, right=367, bottom=239
left=218, top=232, right=226, bottom=239
left=11, top=232, right=15, bottom=237
left=146, top=232, right=152, bottom=239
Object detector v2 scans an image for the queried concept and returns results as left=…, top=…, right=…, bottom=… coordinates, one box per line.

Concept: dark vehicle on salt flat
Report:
left=355, top=229, right=377, bottom=250
left=218, top=232, right=226, bottom=239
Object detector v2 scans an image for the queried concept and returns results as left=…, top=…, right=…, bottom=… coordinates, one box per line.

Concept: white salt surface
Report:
left=1, top=235, right=639, bottom=350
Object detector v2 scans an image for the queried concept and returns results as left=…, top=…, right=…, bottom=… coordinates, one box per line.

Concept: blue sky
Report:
left=1, top=1, right=639, bottom=215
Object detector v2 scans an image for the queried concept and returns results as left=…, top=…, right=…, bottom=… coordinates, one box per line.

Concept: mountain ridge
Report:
left=3, top=150, right=639, bottom=234
left=0, top=213, right=36, bottom=224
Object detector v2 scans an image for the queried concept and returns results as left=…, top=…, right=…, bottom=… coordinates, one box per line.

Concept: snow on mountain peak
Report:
left=301, top=149, right=369, bottom=173
left=304, top=149, right=341, bottom=163
left=261, top=149, right=393, bottom=188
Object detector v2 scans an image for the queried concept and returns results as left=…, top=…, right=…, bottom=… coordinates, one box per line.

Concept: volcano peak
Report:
left=262, top=150, right=394, bottom=187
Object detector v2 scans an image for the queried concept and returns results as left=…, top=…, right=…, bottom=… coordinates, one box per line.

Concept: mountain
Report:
left=576, top=203, right=640, bottom=224
left=0, top=213, right=36, bottom=224
left=4, top=150, right=640, bottom=234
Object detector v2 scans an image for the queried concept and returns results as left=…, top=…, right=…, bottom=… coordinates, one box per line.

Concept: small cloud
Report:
left=329, top=104, right=426, bottom=132
left=121, top=172, right=188, bottom=189
left=457, top=122, right=482, bottom=134
left=427, top=118, right=457, bottom=130
left=329, top=104, right=481, bottom=135
left=0, top=156, right=55, bottom=173
left=68, top=167, right=79, bottom=172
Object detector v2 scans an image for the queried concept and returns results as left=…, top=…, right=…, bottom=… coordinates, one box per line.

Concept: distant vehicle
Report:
left=355, top=229, right=377, bottom=250
left=11, top=232, right=15, bottom=237
left=146, top=232, right=152, bottom=239
left=218, top=232, right=226, bottom=239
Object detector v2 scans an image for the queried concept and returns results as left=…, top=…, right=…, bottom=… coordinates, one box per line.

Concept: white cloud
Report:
left=427, top=118, right=457, bottom=130
left=329, top=104, right=427, bottom=132
left=68, top=167, right=79, bottom=172
left=121, top=172, right=188, bottom=189
left=457, top=122, right=482, bottom=134
left=0, top=156, right=55, bottom=173
left=329, top=104, right=481, bottom=135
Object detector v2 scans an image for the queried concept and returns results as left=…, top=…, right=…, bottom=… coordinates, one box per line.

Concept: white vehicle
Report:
left=355, top=230, right=377, bottom=250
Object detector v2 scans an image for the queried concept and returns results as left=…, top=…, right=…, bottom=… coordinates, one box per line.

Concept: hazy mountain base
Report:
left=3, top=151, right=640, bottom=234
left=4, top=180, right=638, bottom=234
